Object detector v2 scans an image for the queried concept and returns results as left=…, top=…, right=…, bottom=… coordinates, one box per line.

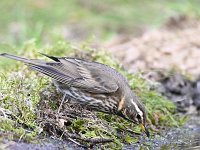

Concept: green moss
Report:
left=0, top=116, right=39, bottom=142
left=0, top=52, right=48, bottom=140
left=0, top=41, right=185, bottom=148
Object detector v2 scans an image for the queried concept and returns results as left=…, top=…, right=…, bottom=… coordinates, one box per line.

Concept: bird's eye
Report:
left=136, top=114, right=141, bottom=121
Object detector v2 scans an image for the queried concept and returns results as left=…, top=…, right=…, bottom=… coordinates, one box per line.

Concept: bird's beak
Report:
left=139, top=123, right=150, bottom=137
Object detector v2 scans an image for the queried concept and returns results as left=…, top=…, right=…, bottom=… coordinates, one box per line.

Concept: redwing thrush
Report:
left=0, top=53, right=149, bottom=137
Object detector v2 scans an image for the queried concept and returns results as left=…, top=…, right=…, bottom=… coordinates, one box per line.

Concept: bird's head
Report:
left=118, top=95, right=149, bottom=137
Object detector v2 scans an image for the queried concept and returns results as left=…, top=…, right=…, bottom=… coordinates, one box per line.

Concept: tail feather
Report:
left=0, top=53, right=73, bottom=84
left=0, top=53, right=32, bottom=64
left=0, top=53, right=48, bottom=66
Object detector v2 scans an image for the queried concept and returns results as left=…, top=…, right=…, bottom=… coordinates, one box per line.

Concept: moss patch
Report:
left=0, top=41, right=185, bottom=149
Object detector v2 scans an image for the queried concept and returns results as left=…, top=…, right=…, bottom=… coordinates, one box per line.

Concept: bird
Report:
left=0, top=53, right=149, bottom=137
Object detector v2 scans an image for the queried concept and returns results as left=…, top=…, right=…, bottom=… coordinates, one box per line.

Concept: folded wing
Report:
left=1, top=53, right=119, bottom=94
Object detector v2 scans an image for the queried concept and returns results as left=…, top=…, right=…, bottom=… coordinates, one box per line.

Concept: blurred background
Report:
left=0, top=0, right=199, bottom=45
left=0, top=0, right=200, bottom=75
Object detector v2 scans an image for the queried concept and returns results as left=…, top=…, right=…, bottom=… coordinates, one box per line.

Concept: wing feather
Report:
left=2, top=53, right=119, bottom=94
left=29, top=65, right=74, bottom=84
left=58, top=58, right=119, bottom=93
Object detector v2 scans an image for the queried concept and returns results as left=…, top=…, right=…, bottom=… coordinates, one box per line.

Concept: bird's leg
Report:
left=57, top=93, right=67, bottom=113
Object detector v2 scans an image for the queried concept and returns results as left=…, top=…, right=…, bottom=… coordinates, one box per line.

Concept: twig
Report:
left=18, top=132, right=26, bottom=142
left=0, top=108, right=7, bottom=118
left=82, top=137, right=114, bottom=144
left=63, top=132, right=113, bottom=148
left=69, top=134, right=113, bottom=144
left=126, top=128, right=141, bottom=136
left=57, top=93, right=67, bottom=113
left=68, top=137, right=87, bottom=148
left=185, top=146, right=200, bottom=150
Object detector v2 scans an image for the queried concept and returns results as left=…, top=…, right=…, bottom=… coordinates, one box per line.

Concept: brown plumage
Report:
left=0, top=53, right=149, bottom=137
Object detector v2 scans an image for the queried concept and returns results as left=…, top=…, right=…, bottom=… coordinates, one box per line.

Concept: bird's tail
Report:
left=0, top=53, right=40, bottom=65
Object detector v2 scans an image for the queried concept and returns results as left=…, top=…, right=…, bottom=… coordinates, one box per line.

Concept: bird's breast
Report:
left=62, top=87, right=119, bottom=114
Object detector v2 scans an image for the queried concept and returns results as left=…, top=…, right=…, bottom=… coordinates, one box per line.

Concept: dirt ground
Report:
left=104, top=16, right=200, bottom=77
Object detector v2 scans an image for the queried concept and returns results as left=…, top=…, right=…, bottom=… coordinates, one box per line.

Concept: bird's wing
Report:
left=59, top=58, right=119, bottom=93
left=37, top=53, right=119, bottom=93
left=0, top=53, right=119, bottom=93
left=29, top=63, right=75, bottom=84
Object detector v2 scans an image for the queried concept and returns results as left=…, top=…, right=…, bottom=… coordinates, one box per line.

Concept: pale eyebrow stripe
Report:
left=131, top=99, right=143, bottom=118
